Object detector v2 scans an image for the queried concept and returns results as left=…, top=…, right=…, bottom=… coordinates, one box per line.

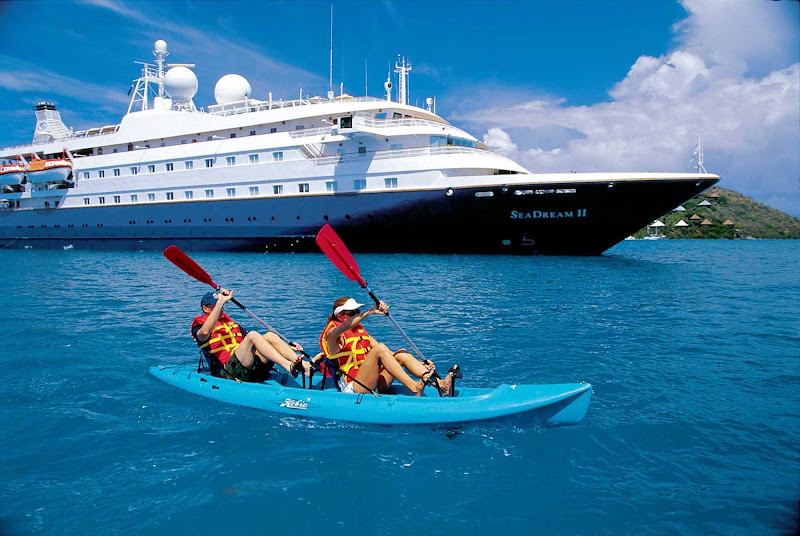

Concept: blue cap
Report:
left=201, top=292, right=218, bottom=308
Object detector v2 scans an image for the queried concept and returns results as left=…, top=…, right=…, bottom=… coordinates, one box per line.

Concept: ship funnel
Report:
left=32, top=102, right=71, bottom=143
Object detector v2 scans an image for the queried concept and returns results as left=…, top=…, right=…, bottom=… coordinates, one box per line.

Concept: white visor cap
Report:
left=334, top=298, right=365, bottom=315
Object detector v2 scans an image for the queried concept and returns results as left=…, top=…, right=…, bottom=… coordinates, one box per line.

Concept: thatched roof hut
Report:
left=723, top=219, right=735, bottom=226
left=698, top=199, right=712, bottom=207
left=675, top=219, right=689, bottom=227
left=690, top=214, right=702, bottom=221
left=701, top=219, right=713, bottom=226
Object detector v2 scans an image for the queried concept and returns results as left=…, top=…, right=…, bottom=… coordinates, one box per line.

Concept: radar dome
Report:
left=214, top=74, right=252, bottom=104
left=154, top=40, right=168, bottom=54
left=164, top=67, right=198, bottom=101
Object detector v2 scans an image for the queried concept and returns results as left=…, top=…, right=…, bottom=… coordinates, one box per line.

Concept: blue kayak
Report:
left=149, top=365, right=592, bottom=426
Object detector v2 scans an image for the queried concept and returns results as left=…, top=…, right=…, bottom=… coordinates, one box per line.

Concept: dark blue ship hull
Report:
left=0, top=177, right=718, bottom=254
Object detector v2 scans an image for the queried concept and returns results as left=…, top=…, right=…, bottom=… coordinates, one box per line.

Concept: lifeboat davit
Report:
left=0, top=164, right=26, bottom=186
left=26, top=157, right=73, bottom=184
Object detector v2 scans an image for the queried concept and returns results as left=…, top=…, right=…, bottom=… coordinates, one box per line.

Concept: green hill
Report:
left=633, top=186, right=800, bottom=239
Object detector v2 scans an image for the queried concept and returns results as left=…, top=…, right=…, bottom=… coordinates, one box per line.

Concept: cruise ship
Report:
left=0, top=40, right=719, bottom=254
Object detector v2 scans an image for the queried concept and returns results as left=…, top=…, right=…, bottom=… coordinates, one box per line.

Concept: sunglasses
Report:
left=340, top=309, right=360, bottom=316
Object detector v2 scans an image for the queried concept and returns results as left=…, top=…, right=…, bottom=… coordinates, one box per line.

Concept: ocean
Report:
left=2, top=240, right=798, bottom=535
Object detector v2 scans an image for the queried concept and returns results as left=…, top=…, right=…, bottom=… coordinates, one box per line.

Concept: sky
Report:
left=0, top=0, right=798, bottom=215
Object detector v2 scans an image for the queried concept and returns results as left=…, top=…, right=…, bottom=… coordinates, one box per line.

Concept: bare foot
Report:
left=411, top=380, right=425, bottom=397
left=436, top=372, right=453, bottom=396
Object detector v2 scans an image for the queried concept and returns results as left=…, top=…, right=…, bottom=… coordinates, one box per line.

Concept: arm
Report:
left=195, top=288, right=234, bottom=342
left=325, top=301, right=389, bottom=352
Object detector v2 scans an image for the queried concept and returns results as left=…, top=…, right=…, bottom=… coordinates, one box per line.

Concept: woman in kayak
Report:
left=320, top=297, right=454, bottom=396
left=192, top=288, right=311, bottom=382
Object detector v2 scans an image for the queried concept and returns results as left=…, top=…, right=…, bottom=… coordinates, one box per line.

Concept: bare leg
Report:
left=353, top=344, right=423, bottom=396
left=235, top=332, right=296, bottom=373
left=394, top=351, right=453, bottom=395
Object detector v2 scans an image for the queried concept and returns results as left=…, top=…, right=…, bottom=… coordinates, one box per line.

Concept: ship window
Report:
left=299, top=183, right=309, bottom=193
left=166, top=163, right=174, bottom=171
left=148, top=165, right=155, bottom=173
left=205, top=159, right=214, bottom=168
left=98, top=196, right=105, bottom=204
left=207, top=136, right=213, bottom=141
left=98, top=170, right=105, bottom=178
left=354, top=179, right=366, bottom=191
left=185, top=191, right=193, bottom=200
left=114, top=195, right=121, bottom=203
left=226, top=156, right=236, bottom=166
left=131, top=194, right=138, bottom=203
left=130, top=167, right=138, bottom=175
left=250, top=130, right=256, bottom=136
left=226, top=188, right=235, bottom=198
left=148, top=193, right=155, bottom=201
left=393, top=112, right=402, bottom=119
left=272, top=151, right=283, bottom=162
left=128, top=144, right=133, bottom=151
left=295, top=125, right=304, bottom=130
left=270, top=127, right=277, bottom=133
left=430, top=136, right=446, bottom=147
left=83, top=172, right=89, bottom=180
left=273, top=185, right=283, bottom=195
left=249, top=186, right=259, bottom=196
left=83, top=197, right=90, bottom=205
left=337, top=148, right=345, bottom=155
left=205, top=189, right=214, bottom=199
left=249, top=154, right=259, bottom=164
left=391, top=143, right=403, bottom=150
left=166, top=192, right=174, bottom=200
left=113, top=168, right=120, bottom=176
left=185, top=161, right=193, bottom=170
left=160, top=142, right=166, bottom=147
left=384, top=177, right=398, bottom=189
left=230, top=133, right=236, bottom=138
left=326, top=181, right=337, bottom=192
left=340, top=116, right=353, bottom=128
left=358, top=146, right=367, bottom=155
left=374, top=113, right=386, bottom=120
left=113, top=149, right=117, bottom=153
left=181, top=140, right=187, bottom=144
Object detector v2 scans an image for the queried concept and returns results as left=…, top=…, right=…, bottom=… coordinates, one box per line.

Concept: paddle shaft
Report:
left=363, top=285, right=427, bottom=362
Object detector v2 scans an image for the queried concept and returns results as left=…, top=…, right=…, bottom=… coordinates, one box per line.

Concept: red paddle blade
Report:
left=163, top=245, right=217, bottom=288
left=315, top=225, right=367, bottom=287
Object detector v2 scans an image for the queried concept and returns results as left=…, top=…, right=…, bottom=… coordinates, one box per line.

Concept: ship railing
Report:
left=207, top=96, right=387, bottom=117
left=288, top=126, right=332, bottom=139
left=0, top=125, right=121, bottom=152
left=306, top=145, right=492, bottom=166
left=352, top=116, right=450, bottom=130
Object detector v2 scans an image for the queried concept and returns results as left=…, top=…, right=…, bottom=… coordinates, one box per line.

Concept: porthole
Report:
left=345, top=214, right=351, bottom=221
left=296, top=216, right=301, bottom=221
left=323, top=215, right=329, bottom=221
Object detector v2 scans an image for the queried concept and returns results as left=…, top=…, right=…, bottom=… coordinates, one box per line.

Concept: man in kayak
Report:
left=320, top=297, right=455, bottom=396
left=192, top=289, right=310, bottom=382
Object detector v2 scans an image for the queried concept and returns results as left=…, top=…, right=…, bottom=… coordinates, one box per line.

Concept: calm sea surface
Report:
left=1, top=240, right=798, bottom=535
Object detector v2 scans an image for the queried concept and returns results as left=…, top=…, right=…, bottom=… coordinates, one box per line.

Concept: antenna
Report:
left=697, top=134, right=707, bottom=174
left=328, top=5, right=334, bottom=101
left=365, top=59, right=368, bottom=97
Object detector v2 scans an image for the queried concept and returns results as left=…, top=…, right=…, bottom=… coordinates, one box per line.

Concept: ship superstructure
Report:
left=0, top=40, right=718, bottom=254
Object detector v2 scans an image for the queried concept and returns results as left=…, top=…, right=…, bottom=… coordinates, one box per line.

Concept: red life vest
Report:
left=319, top=320, right=373, bottom=382
left=191, top=312, right=245, bottom=366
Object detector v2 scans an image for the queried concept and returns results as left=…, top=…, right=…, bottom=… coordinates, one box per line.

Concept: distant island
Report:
left=633, top=186, right=800, bottom=239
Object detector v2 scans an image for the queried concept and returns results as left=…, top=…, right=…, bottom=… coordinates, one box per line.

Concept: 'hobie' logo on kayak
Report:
left=510, top=209, right=587, bottom=219
left=280, top=398, right=308, bottom=410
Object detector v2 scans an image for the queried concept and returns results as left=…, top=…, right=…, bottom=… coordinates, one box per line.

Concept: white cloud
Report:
left=454, top=0, right=800, bottom=215
left=483, top=128, right=517, bottom=153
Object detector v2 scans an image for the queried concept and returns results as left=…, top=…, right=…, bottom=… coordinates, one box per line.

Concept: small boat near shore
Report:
left=150, top=364, right=592, bottom=426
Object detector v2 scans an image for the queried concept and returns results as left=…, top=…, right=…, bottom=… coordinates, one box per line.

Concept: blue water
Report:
left=2, top=240, right=798, bottom=535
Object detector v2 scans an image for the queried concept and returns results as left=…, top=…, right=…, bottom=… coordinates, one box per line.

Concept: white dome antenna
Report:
left=164, top=66, right=198, bottom=107
left=215, top=74, right=252, bottom=105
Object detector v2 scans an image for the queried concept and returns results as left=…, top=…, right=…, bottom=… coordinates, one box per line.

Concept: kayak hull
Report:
left=149, top=365, right=592, bottom=427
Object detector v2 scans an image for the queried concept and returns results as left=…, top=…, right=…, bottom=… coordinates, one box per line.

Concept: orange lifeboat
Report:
left=26, top=154, right=73, bottom=184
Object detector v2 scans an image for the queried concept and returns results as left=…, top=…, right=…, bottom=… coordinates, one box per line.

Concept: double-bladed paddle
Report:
left=162, top=245, right=378, bottom=396
left=314, top=224, right=429, bottom=362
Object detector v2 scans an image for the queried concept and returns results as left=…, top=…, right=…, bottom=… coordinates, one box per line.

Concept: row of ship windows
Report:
left=81, top=178, right=399, bottom=205
left=82, top=152, right=285, bottom=179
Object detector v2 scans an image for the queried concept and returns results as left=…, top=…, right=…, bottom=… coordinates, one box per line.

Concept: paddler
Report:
left=192, top=289, right=311, bottom=382
left=320, top=297, right=455, bottom=396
